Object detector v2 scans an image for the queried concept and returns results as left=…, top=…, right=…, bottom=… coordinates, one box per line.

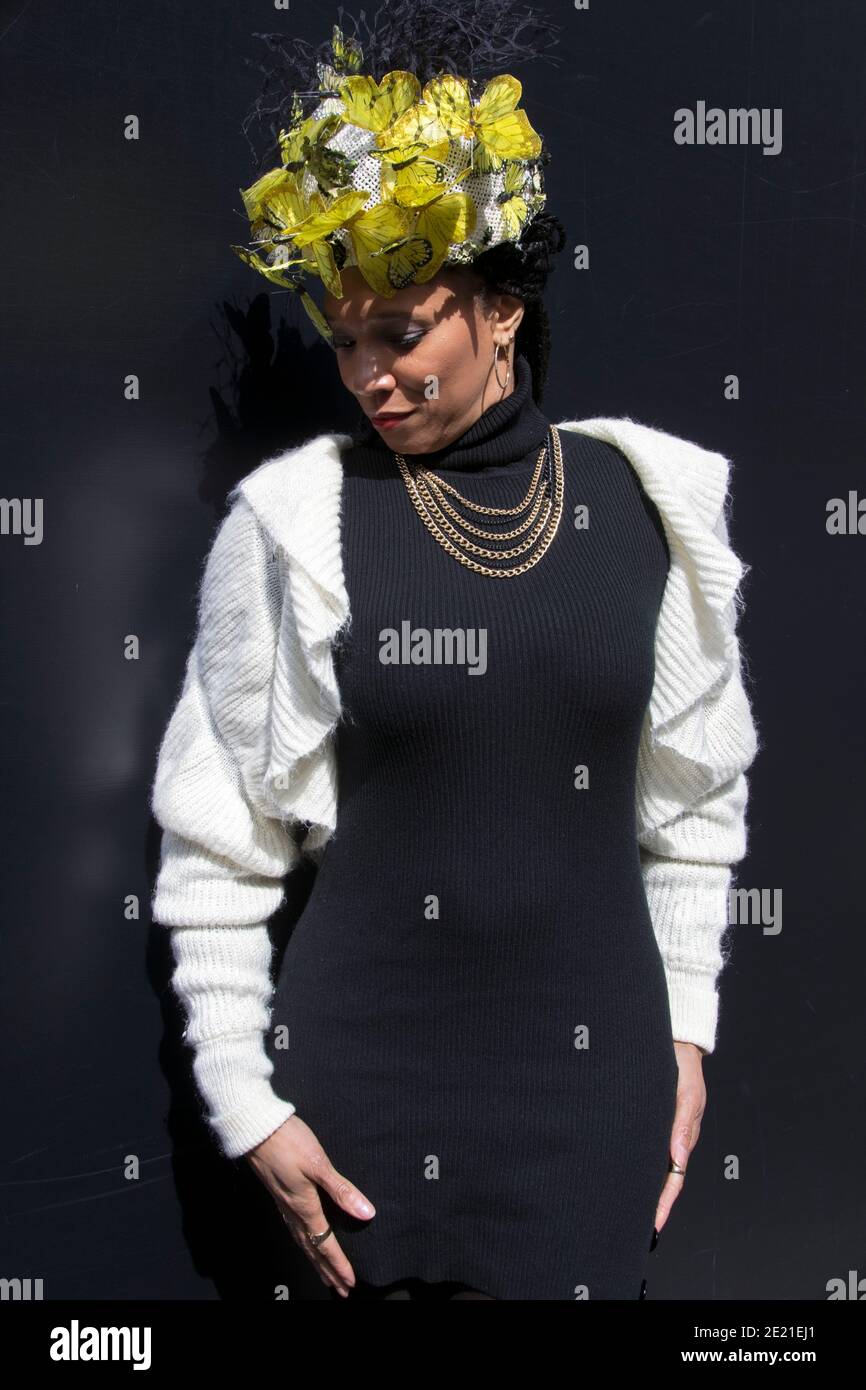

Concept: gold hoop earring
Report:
left=493, top=340, right=511, bottom=390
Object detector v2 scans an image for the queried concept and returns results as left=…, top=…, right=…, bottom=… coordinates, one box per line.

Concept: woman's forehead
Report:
left=323, top=271, right=473, bottom=324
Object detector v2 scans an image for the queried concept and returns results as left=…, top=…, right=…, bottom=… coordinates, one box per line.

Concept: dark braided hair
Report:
left=241, top=0, right=566, bottom=402
left=463, top=210, right=567, bottom=407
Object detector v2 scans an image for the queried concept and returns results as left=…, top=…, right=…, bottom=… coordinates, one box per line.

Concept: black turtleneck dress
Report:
left=270, top=356, right=677, bottom=1300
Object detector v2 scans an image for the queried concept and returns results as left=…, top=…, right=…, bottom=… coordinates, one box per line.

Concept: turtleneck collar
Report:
left=353, top=353, right=551, bottom=473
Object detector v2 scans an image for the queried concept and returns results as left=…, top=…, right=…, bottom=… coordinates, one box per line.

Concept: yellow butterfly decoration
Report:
left=496, top=160, right=534, bottom=239
left=391, top=167, right=477, bottom=284
left=232, top=185, right=371, bottom=343
left=231, top=240, right=313, bottom=287
left=337, top=70, right=422, bottom=132
left=377, top=151, right=450, bottom=205
left=278, top=111, right=354, bottom=195
left=280, top=189, right=372, bottom=296
left=238, top=166, right=306, bottom=230
left=382, top=73, right=542, bottom=175
left=236, top=170, right=318, bottom=281
left=371, top=121, right=452, bottom=204
left=232, top=178, right=368, bottom=293
left=283, top=189, right=449, bottom=300
left=233, top=169, right=312, bottom=291
left=231, top=241, right=333, bottom=342
left=316, top=61, right=343, bottom=95
left=314, top=23, right=366, bottom=91
left=523, top=160, right=546, bottom=220
left=330, top=24, right=365, bottom=76
left=341, top=202, right=429, bottom=296
left=230, top=205, right=335, bottom=341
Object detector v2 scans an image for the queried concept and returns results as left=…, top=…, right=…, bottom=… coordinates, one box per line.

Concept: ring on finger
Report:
left=279, top=1210, right=332, bottom=1246
left=306, top=1225, right=333, bottom=1248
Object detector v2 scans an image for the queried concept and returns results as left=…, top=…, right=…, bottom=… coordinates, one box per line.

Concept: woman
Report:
left=150, top=3, right=760, bottom=1301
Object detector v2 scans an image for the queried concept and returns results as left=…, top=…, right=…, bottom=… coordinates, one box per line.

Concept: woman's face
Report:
left=321, top=266, right=524, bottom=455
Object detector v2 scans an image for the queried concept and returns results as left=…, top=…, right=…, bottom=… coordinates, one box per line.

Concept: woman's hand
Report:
left=655, top=1041, right=707, bottom=1235
left=244, top=1113, right=376, bottom=1297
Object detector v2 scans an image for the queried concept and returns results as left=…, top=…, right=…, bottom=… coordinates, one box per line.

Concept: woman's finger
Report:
left=655, top=1053, right=706, bottom=1234
left=280, top=1191, right=357, bottom=1295
left=247, top=1116, right=374, bottom=1295
left=304, top=1146, right=377, bottom=1225
left=654, top=1166, right=686, bottom=1234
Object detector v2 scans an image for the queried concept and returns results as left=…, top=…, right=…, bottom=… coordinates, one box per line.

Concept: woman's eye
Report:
left=333, top=334, right=425, bottom=351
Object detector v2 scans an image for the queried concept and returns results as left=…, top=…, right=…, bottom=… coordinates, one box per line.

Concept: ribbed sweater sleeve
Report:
left=637, top=498, right=758, bottom=1054
left=150, top=497, right=299, bottom=1158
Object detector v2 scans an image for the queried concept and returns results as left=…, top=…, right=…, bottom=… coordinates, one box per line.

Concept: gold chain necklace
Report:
left=394, top=424, right=565, bottom=578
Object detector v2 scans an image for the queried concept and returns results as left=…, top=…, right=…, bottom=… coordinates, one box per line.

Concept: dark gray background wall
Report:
left=1, top=0, right=863, bottom=1299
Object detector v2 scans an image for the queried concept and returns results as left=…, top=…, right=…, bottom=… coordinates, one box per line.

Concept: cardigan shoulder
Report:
left=555, top=415, right=732, bottom=531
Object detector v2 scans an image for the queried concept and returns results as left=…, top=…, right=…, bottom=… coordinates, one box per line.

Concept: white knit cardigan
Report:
left=150, top=417, right=760, bottom=1159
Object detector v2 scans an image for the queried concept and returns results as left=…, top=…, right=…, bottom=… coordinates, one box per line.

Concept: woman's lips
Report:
left=371, top=408, right=417, bottom=430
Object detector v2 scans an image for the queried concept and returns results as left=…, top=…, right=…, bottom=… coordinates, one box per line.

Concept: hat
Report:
left=230, top=20, right=550, bottom=344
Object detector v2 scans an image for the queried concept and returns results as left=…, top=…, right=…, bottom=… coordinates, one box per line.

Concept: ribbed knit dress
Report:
left=268, top=354, right=678, bottom=1300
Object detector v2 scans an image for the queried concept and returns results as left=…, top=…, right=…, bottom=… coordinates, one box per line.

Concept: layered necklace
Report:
left=394, top=423, right=565, bottom=579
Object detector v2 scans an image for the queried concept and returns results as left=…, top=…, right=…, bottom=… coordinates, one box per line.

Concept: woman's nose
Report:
left=350, top=349, right=396, bottom=398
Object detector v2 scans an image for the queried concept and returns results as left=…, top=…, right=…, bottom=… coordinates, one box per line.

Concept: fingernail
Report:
left=649, top=1226, right=659, bottom=1252
left=356, top=1200, right=375, bottom=1217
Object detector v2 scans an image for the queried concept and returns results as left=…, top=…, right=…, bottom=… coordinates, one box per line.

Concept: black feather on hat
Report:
left=241, top=0, right=563, bottom=170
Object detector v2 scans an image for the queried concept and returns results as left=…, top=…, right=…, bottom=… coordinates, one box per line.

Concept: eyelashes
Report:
left=333, top=333, right=427, bottom=352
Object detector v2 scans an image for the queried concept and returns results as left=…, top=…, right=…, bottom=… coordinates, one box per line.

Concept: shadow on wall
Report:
left=197, top=292, right=365, bottom=516
left=146, top=296, right=360, bottom=1298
